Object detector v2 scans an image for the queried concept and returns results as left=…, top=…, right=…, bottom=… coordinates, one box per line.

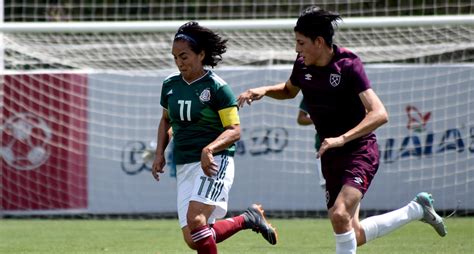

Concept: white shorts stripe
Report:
left=210, top=155, right=228, bottom=201
left=210, top=181, right=223, bottom=201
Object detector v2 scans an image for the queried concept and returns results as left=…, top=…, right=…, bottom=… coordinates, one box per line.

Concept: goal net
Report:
left=1, top=1, right=473, bottom=217
left=3, top=19, right=474, bottom=71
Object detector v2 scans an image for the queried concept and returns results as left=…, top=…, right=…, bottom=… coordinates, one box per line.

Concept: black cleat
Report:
left=243, top=204, right=278, bottom=245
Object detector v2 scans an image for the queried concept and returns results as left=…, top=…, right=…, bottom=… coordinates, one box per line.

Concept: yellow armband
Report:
left=218, top=106, right=240, bottom=127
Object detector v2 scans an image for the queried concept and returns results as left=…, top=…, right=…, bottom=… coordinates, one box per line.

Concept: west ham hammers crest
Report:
left=330, top=73, right=341, bottom=87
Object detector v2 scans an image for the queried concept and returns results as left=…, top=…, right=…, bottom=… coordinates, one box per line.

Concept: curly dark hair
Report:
left=294, top=6, right=342, bottom=46
left=174, top=21, right=228, bottom=68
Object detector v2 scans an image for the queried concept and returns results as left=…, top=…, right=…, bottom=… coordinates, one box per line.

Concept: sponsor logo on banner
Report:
left=235, top=127, right=288, bottom=156
left=119, top=127, right=290, bottom=176
left=1, top=74, right=88, bottom=210
left=406, top=105, right=431, bottom=132
left=1, top=113, right=52, bottom=170
left=121, top=140, right=176, bottom=177
left=381, top=105, right=474, bottom=163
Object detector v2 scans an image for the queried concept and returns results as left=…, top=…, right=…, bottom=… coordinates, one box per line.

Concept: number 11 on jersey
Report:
left=178, top=100, right=192, bottom=121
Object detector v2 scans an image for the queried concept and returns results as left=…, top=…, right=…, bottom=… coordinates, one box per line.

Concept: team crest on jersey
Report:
left=199, top=88, right=211, bottom=102
left=330, top=73, right=341, bottom=87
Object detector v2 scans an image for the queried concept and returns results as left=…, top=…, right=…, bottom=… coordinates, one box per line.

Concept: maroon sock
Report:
left=191, top=225, right=217, bottom=254
left=210, top=215, right=246, bottom=243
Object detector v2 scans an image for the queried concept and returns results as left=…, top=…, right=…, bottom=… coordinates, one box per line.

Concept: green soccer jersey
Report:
left=160, top=70, right=238, bottom=164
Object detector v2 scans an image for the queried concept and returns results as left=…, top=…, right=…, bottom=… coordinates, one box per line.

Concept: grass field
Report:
left=1, top=217, right=472, bottom=254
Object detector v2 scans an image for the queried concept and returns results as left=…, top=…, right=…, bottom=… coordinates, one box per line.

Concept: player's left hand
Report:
left=317, top=136, right=345, bottom=158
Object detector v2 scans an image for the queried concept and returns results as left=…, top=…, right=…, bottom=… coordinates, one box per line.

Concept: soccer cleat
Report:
left=413, top=192, right=447, bottom=237
left=242, top=204, right=278, bottom=245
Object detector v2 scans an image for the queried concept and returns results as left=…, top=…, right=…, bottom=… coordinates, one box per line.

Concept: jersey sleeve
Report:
left=289, top=57, right=304, bottom=88
left=160, top=76, right=174, bottom=109
left=213, top=84, right=238, bottom=110
left=349, top=58, right=371, bottom=94
left=159, top=83, right=169, bottom=109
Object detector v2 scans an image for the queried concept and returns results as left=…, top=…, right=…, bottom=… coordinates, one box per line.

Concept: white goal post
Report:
left=1, top=15, right=473, bottom=72
left=0, top=15, right=473, bottom=33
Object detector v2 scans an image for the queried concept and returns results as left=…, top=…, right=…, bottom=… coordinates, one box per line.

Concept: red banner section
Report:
left=1, top=74, right=88, bottom=211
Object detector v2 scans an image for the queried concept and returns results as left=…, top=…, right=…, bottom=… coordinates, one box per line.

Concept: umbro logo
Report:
left=354, top=177, right=363, bottom=185
left=305, top=74, right=312, bottom=80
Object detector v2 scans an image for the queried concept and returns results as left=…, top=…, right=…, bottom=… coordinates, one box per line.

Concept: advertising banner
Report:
left=1, top=74, right=88, bottom=211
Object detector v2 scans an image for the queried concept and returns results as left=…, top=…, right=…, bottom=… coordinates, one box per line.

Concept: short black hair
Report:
left=174, top=21, right=227, bottom=68
left=294, top=6, right=342, bottom=46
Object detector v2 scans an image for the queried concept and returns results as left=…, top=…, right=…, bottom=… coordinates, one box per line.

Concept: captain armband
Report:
left=218, top=106, right=240, bottom=127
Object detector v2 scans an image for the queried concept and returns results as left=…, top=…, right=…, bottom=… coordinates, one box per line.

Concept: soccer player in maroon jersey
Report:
left=238, top=6, right=446, bottom=253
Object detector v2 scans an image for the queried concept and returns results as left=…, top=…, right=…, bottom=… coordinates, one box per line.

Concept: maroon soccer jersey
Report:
left=290, top=45, right=371, bottom=141
left=290, top=45, right=380, bottom=208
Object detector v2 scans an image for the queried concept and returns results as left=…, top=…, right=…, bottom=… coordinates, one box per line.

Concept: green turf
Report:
left=0, top=218, right=472, bottom=253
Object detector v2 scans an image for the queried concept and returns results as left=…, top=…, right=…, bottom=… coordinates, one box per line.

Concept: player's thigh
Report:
left=176, top=163, right=197, bottom=228
left=187, top=200, right=215, bottom=229
left=189, top=154, right=235, bottom=224
left=329, top=185, right=363, bottom=229
left=332, top=185, right=363, bottom=215
left=177, top=155, right=235, bottom=227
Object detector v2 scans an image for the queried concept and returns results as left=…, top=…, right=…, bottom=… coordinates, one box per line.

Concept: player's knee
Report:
left=186, top=213, right=207, bottom=230
left=330, top=207, right=351, bottom=229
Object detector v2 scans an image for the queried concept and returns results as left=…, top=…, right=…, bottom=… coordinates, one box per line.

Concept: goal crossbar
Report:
left=0, top=15, right=473, bottom=33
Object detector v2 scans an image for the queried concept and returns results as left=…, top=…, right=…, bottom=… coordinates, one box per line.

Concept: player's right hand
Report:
left=237, top=88, right=265, bottom=107
left=151, top=154, right=166, bottom=181
left=317, top=136, right=345, bottom=158
left=201, top=148, right=218, bottom=177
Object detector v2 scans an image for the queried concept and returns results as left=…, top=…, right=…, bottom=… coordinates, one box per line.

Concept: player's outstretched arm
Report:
left=237, top=80, right=300, bottom=107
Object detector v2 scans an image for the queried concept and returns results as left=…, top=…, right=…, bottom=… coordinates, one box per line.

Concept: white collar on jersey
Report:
left=182, top=70, right=210, bottom=85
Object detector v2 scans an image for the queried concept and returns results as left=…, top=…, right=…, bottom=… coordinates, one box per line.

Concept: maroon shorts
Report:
left=321, top=135, right=379, bottom=209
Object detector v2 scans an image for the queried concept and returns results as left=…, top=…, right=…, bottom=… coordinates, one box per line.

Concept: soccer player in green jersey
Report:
left=297, top=98, right=325, bottom=190
left=151, top=22, right=277, bottom=254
